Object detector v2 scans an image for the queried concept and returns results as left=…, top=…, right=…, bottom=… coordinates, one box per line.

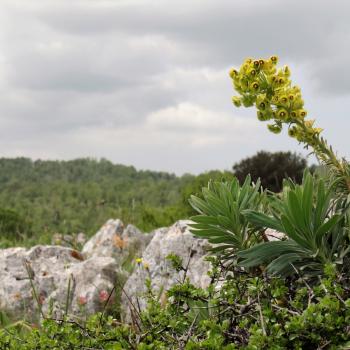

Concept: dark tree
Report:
left=232, top=151, right=307, bottom=192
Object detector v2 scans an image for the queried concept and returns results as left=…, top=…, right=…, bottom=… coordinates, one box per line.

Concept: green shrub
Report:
left=2, top=258, right=349, bottom=349
left=238, top=172, right=350, bottom=277
left=189, top=176, right=265, bottom=260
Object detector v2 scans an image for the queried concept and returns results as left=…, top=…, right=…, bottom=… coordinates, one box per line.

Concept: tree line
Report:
left=0, top=152, right=308, bottom=247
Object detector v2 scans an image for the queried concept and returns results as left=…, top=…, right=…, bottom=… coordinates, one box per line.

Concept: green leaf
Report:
left=266, top=253, right=303, bottom=276
left=315, top=215, right=341, bottom=244
left=243, top=210, right=284, bottom=232
left=301, top=173, right=313, bottom=232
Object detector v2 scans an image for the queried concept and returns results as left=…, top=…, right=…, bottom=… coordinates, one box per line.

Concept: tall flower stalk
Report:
left=230, top=56, right=350, bottom=192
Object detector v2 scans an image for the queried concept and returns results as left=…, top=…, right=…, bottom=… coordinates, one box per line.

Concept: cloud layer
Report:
left=0, top=0, right=349, bottom=174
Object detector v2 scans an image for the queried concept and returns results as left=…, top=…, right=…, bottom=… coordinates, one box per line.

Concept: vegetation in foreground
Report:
left=1, top=56, right=350, bottom=348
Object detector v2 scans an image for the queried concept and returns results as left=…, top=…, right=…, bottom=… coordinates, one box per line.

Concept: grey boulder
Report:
left=121, top=220, right=211, bottom=322
left=82, top=219, right=153, bottom=267
left=0, top=245, right=125, bottom=322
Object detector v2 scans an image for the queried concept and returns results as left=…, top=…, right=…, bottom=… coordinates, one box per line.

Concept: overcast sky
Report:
left=0, top=0, right=349, bottom=175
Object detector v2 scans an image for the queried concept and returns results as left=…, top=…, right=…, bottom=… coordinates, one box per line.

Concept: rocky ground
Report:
left=0, top=219, right=211, bottom=322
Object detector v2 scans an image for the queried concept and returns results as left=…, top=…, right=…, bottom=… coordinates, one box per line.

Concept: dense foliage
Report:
left=0, top=157, right=197, bottom=246
left=0, top=207, right=32, bottom=241
left=232, top=151, right=307, bottom=192
left=0, top=154, right=303, bottom=247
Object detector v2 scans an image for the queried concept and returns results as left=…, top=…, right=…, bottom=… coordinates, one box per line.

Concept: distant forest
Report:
left=0, top=152, right=308, bottom=247
left=0, top=157, right=232, bottom=246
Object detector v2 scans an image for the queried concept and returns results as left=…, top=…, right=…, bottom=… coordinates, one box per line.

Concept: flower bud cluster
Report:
left=230, top=56, right=322, bottom=144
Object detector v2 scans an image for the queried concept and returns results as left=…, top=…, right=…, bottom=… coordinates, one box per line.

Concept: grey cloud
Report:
left=0, top=0, right=349, bottom=174
left=28, top=0, right=350, bottom=95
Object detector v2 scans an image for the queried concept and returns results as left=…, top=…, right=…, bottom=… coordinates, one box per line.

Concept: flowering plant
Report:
left=190, top=56, right=350, bottom=278
left=230, top=56, right=350, bottom=192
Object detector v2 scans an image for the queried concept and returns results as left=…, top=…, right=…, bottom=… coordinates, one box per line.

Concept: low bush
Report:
left=1, top=258, right=350, bottom=349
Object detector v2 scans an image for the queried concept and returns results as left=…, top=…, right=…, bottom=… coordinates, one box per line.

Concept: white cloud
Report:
left=147, top=102, right=256, bottom=136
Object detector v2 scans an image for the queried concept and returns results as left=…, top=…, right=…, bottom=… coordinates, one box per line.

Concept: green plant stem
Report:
left=24, top=261, right=45, bottom=320
left=297, top=121, right=350, bottom=192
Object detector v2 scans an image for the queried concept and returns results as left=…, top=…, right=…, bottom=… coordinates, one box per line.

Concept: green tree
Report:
left=233, top=150, right=307, bottom=192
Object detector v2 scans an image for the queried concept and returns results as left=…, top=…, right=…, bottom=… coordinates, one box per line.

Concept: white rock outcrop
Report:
left=0, top=245, right=125, bottom=321
left=82, top=219, right=153, bottom=265
left=121, top=221, right=211, bottom=322
left=0, top=219, right=211, bottom=322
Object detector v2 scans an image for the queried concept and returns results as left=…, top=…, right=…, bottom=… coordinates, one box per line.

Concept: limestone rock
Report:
left=121, top=221, right=211, bottom=322
left=0, top=245, right=125, bottom=321
left=82, top=219, right=153, bottom=266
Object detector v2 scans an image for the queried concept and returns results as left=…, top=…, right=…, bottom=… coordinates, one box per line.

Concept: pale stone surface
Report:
left=82, top=219, right=153, bottom=265
left=121, top=220, right=211, bottom=322
left=0, top=219, right=211, bottom=322
left=0, top=244, right=125, bottom=321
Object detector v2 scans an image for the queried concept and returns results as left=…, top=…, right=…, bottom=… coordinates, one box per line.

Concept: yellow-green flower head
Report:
left=297, top=109, right=307, bottom=119
left=288, top=126, right=298, bottom=138
left=292, top=96, right=304, bottom=110
left=270, top=55, right=278, bottom=65
left=291, top=86, right=301, bottom=94
left=279, top=95, right=289, bottom=107
left=288, top=93, right=296, bottom=101
left=267, top=123, right=282, bottom=134
left=262, top=61, right=276, bottom=74
left=272, top=95, right=279, bottom=104
left=240, top=77, right=250, bottom=92
left=277, top=108, right=288, bottom=121
left=278, top=77, right=286, bottom=86
left=290, top=111, right=298, bottom=119
left=257, top=109, right=272, bottom=121
left=283, top=65, right=291, bottom=77
left=247, top=68, right=257, bottom=78
left=257, top=100, right=267, bottom=111
left=253, top=60, right=260, bottom=69
left=256, top=93, right=266, bottom=105
left=233, top=81, right=242, bottom=94
left=229, top=68, right=239, bottom=79
left=240, top=63, right=250, bottom=74
left=232, top=96, right=242, bottom=107
left=135, top=257, right=143, bottom=264
left=258, top=59, right=266, bottom=68
left=250, top=81, right=260, bottom=91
